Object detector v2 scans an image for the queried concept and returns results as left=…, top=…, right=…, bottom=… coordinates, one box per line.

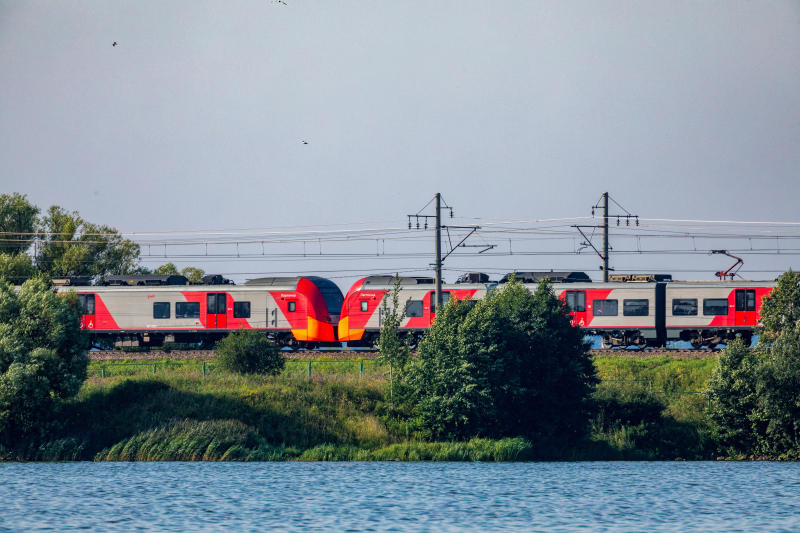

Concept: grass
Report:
left=88, top=359, right=386, bottom=379
left=5, top=354, right=723, bottom=461
left=592, top=355, right=718, bottom=393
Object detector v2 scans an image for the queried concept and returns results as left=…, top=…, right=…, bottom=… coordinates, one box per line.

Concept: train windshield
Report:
left=306, top=277, right=345, bottom=315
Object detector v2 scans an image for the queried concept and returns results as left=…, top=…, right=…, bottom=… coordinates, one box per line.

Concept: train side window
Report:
left=429, top=291, right=451, bottom=314
left=703, top=299, right=729, bottom=316
left=176, top=302, right=200, bottom=319
left=623, top=299, right=649, bottom=316
left=361, top=301, right=369, bottom=312
left=593, top=299, right=618, bottom=316
left=153, top=302, right=170, bottom=319
left=672, top=298, right=698, bottom=316
left=233, top=301, right=251, bottom=319
left=78, top=294, right=95, bottom=315
left=566, top=291, right=586, bottom=312
left=288, top=301, right=296, bottom=312
left=405, top=300, right=423, bottom=318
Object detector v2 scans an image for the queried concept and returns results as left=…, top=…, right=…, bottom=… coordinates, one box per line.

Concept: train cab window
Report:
left=406, top=300, right=424, bottom=318
left=78, top=294, right=95, bottom=315
left=361, top=301, right=369, bottom=312
left=565, top=291, right=586, bottom=312
left=176, top=302, right=200, bottom=319
left=288, top=301, right=296, bottom=313
left=703, top=299, right=729, bottom=316
left=153, top=302, right=170, bottom=319
left=735, top=289, right=756, bottom=311
left=672, top=299, right=698, bottom=316
left=623, top=299, right=649, bottom=317
left=593, top=299, right=618, bottom=316
left=233, top=301, right=251, bottom=319
left=429, top=291, right=451, bottom=314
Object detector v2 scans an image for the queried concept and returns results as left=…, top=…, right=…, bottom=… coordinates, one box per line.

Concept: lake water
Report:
left=1, top=462, right=799, bottom=531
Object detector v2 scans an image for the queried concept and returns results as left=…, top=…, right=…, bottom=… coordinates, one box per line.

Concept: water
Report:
left=2, top=462, right=800, bottom=532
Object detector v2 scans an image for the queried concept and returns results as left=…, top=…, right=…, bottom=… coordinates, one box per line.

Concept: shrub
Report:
left=406, top=277, right=597, bottom=448
left=0, top=277, right=88, bottom=446
left=215, top=329, right=284, bottom=375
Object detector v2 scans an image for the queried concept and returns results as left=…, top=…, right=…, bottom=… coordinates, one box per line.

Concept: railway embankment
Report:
left=0, top=353, right=720, bottom=462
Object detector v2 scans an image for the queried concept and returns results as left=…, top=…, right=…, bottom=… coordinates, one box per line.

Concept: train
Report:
left=55, top=271, right=776, bottom=350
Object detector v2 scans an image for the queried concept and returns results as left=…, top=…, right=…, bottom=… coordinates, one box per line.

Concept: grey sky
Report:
left=2, top=1, right=799, bottom=288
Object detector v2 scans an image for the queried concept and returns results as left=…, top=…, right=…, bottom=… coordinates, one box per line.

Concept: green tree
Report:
left=155, top=263, right=205, bottom=283
left=0, top=277, right=89, bottom=445
left=216, top=329, right=284, bottom=375
left=377, top=276, right=411, bottom=407
left=407, top=278, right=597, bottom=449
left=0, top=253, right=35, bottom=284
left=36, top=206, right=140, bottom=278
left=0, top=193, right=39, bottom=255
left=707, top=270, right=800, bottom=458
left=154, top=262, right=180, bottom=275
left=180, top=266, right=205, bottom=284
left=752, top=323, right=800, bottom=456
left=759, top=269, right=800, bottom=343
left=705, top=339, right=760, bottom=455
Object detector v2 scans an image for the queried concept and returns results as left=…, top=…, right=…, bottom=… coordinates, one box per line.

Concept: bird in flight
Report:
left=112, top=42, right=118, bottom=47
left=301, top=140, right=308, bottom=145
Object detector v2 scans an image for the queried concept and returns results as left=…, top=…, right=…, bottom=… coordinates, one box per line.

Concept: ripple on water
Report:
left=1, top=462, right=800, bottom=532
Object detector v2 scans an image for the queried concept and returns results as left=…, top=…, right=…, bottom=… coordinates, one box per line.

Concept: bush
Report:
left=0, top=277, right=88, bottom=446
left=215, top=329, right=284, bottom=375
left=406, top=277, right=597, bottom=448
left=706, top=270, right=800, bottom=458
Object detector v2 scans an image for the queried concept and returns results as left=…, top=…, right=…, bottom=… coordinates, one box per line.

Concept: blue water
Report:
left=1, top=462, right=799, bottom=531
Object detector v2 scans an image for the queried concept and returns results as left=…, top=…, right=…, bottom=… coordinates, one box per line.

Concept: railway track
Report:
left=89, top=348, right=718, bottom=362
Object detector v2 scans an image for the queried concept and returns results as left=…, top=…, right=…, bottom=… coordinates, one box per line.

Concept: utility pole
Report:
left=603, top=191, right=609, bottom=282
left=572, top=192, right=638, bottom=282
left=408, top=194, right=492, bottom=314
left=434, top=192, right=442, bottom=310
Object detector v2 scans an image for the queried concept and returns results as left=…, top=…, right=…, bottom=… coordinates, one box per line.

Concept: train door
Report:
left=735, top=289, right=756, bottom=327
left=429, top=291, right=451, bottom=319
left=78, top=294, right=95, bottom=330
left=564, top=290, right=587, bottom=326
left=207, top=292, right=227, bottom=328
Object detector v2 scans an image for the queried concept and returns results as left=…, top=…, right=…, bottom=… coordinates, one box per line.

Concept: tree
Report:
left=180, top=266, right=205, bottom=284
left=759, top=269, right=800, bottom=343
left=0, top=253, right=35, bottom=284
left=216, top=329, right=284, bottom=375
left=154, top=262, right=180, bottom=275
left=707, top=270, right=800, bottom=457
left=155, top=263, right=205, bottom=283
left=377, top=276, right=411, bottom=407
left=0, top=193, right=39, bottom=255
left=407, top=278, right=597, bottom=448
left=35, top=206, right=140, bottom=278
left=752, top=323, right=800, bottom=455
left=0, top=277, right=89, bottom=445
left=706, top=339, right=760, bottom=455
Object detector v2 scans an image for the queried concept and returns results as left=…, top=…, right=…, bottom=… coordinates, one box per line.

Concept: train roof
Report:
left=361, top=276, right=435, bottom=286
left=500, top=271, right=592, bottom=284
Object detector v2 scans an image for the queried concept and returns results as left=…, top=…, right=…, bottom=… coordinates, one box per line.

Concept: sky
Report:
left=2, top=1, right=799, bottom=290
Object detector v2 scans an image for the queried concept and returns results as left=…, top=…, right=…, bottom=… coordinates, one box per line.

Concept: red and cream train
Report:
left=59, top=271, right=776, bottom=349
